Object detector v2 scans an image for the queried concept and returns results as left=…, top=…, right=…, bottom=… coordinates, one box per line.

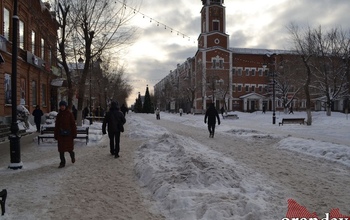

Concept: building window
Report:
left=219, top=60, right=223, bottom=68
left=48, top=48, right=52, bottom=65
left=4, top=74, right=11, bottom=104
left=3, top=8, right=10, bottom=40
left=232, top=84, right=236, bottom=92
left=259, top=85, right=263, bottom=93
left=213, top=20, right=219, bottom=31
left=251, top=85, right=255, bottom=92
left=212, top=57, right=224, bottom=69
left=42, top=84, right=46, bottom=106
left=19, top=20, right=24, bottom=49
left=41, top=38, right=45, bottom=59
left=212, top=59, right=217, bottom=68
left=251, top=68, right=256, bottom=76
left=237, top=68, right=242, bottom=76
left=245, top=85, right=250, bottom=92
left=258, top=69, right=263, bottom=76
left=32, top=81, right=37, bottom=105
left=237, top=84, right=242, bottom=92
left=245, top=68, right=250, bottom=76
left=232, top=68, right=236, bottom=75
left=265, top=69, right=269, bottom=76
left=20, top=78, right=26, bottom=105
left=31, top=31, right=36, bottom=54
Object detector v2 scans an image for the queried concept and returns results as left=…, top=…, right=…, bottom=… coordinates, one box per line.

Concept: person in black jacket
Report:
left=102, top=101, right=126, bottom=158
left=32, top=105, right=43, bottom=132
left=204, top=103, right=220, bottom=138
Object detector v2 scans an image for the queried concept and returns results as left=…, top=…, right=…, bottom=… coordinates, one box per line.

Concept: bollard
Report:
left=0, top=189, right=7, bottom=216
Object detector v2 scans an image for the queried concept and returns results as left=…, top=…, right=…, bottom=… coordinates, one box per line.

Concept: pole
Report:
left=89, top=60, right=92, bottom=125
left=9, top=0, right=22, bottom=169
left=272, top=72, right=276, bottom=124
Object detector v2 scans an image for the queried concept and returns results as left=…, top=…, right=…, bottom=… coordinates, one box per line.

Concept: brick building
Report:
left=154, top=0, right=303, bottom=113
left=0, top=0, right=59, bottom=122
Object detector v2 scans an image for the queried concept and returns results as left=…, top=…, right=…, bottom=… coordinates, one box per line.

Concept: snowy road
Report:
left=132, top=113, right=350, bottom=219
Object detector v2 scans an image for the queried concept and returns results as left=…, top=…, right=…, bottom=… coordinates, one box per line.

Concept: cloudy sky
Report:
left=122, top=0, right=350, bottom=106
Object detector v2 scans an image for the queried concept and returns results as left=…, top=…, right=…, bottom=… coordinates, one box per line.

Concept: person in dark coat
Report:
left=72, top=105, right=77, bottom=120
left=289, top=105, right=294, bottom=114
left=204, top=103, right=221, bottom=138
left=32, top=105, right=43, bottom=132
left=83, top=106, right=89, bottom=119
left=120, top=104, right=128, bottom=116
left=102, top=101, right=126, bottom=158
left=220, top=106, right=225, bottom=118
left=54, top=101, right=77, bottom=168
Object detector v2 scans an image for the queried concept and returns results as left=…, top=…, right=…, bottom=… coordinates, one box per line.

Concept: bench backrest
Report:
left=41, top=126, right=89, bottom=134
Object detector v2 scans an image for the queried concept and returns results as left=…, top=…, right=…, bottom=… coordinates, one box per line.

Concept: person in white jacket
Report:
left=155, top=108, right=160, bottom=120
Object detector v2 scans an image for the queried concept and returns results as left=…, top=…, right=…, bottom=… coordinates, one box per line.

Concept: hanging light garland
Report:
left=116, top=0, right=197, bottom=44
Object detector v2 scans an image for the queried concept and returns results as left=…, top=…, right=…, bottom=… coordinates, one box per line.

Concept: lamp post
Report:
left=272, top=70, right=276, bottom=124
left=263, top=53, right=277, bottom=125
left=89, top=57, right=102, bottom=125
left=8, top=0, right=22, bottom=170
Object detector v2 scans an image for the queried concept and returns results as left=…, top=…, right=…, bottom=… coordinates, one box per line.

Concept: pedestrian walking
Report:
left=32, top=105, right=43, bottom=132
left=179, top=108, right=183, bottom=116
left=289, top=105, right=294, bottom=114
left=120, top=104, right=128, bottom=116
left=204, top=103, right=221, bottom=138
left=83, top=106, right=89, bottom=119
left=220, top=106, right=225, bottom=118
left=54, top=101, right=77, bottom=168
left=102, top=101, right=126, bottom=158
left=0, top=189, right=7, bottom=216
left=155, top=108, right=160, bottom=120
left=262, top=104, right=266, bottom=114
left=72, top=105, right=77, bottom=120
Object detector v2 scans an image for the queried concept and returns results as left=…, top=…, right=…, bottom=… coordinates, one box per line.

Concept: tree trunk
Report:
left=302, top=56, right=312, bottom=126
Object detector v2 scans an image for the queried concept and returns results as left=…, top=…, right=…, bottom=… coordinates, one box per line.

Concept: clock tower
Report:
left=196, top=0, right=232, bottom=111
left=198, top=0, right=229, bottom=50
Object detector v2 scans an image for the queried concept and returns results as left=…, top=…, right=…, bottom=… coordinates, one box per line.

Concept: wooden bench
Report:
left=85, top=116, right=104, bottom=123
left=38, top=126, right=89, bottom=145
left=223, top=114, right=239, bottom=119
left=279, top=118, right=305, bottom=126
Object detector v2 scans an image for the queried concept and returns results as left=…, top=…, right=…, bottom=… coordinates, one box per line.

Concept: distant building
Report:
left=154, top=0, right=319, bottom=113
left=0, top=0, right=59, bottom=121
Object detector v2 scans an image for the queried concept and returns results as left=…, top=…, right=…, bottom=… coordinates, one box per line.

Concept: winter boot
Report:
left=0, top=189, right=7, bottom=216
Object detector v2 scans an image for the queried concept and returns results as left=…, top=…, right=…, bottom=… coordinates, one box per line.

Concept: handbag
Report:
left=60, top=129, right=71, bottom=136
left=118, top=123, right=124, bottom=132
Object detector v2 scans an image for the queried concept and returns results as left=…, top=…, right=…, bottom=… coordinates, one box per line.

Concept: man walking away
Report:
left=289, top=105, right=294, bottom=114
left=102, top=101, right=126, bottom=158
left=204, top=103, right=221, bottom=138
left=32, top=105, right=43, bottom=132
left=155, top=108, right=160, bottom=120
left=220, top=106, right=225, bottom=118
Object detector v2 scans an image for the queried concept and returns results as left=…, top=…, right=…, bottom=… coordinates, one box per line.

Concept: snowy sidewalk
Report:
left=0, top=127, right=164, bottom=220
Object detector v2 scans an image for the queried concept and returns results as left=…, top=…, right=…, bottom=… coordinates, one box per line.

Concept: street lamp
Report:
left=89, top=57, right=102, bottom=125
left=263, top=53, right=277, bottom=125
left=9, top=0, right=22, bottom=169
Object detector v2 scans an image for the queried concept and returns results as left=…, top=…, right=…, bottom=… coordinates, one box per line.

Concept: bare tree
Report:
left=274, top=57, right=302, bottom=113
left=54, top=0, right=137, bottom=125
left=309, top=27, right=348, bottom=116
left=288, top=24, right=316, bottom=125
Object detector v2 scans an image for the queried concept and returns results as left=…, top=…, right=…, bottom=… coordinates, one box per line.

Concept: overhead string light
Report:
left=115, top=0, right=197, bottom=44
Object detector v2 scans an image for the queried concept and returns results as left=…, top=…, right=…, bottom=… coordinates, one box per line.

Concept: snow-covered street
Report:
left=131, top=112, right=350, bottom=219
left=1, top=111, right=350, bottom=219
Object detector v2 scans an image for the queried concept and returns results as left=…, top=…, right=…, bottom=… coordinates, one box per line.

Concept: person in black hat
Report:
left=32, top=105, right=43, bottom=132
left=204, top=103, right=221, bottom=138
left=54, top=101, right=77, bottom=168
left=102, top=101, right=126, bottom=158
